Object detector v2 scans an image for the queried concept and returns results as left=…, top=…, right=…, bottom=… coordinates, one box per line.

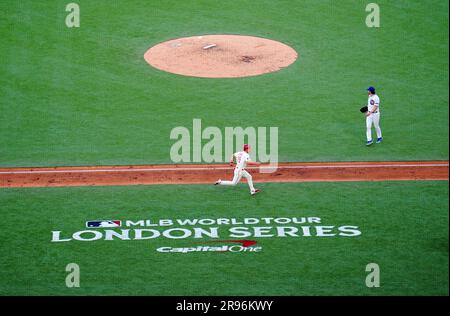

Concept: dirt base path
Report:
left=0, top=161, right=448, bottom=188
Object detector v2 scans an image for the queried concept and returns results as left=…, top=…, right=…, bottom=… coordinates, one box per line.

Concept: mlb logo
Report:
left=86, top=220, right=121, bottom=228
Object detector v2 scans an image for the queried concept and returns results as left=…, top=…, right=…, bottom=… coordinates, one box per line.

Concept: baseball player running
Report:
left=215, top=144, right=261, bottom=195
left=365, top=86, right=382, bottom=146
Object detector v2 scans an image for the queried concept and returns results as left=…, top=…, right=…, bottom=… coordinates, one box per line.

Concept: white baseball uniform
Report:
left=366, top=94, right=382, bottom=142
left=218, top=151, right=256, bottom=193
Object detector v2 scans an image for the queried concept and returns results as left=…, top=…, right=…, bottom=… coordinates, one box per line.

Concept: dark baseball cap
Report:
left=367, top=86, right=376, bottom=93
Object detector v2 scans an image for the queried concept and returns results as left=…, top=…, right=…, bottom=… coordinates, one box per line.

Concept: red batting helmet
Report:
left=243, top=144, right=249, bottom=151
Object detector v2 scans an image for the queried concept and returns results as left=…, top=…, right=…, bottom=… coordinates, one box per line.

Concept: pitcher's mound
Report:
left=144, top=35, right=298, bottom=78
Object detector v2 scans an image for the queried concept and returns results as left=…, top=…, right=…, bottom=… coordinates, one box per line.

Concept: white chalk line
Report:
left=0, top=163, right=448, bottom=174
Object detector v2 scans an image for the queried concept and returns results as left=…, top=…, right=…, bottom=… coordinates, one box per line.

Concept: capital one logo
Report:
left=156, top=239, right=262, bottom=253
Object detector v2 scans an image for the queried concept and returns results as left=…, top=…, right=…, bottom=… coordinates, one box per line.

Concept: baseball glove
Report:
left=360, top=106, right=368, bottom=113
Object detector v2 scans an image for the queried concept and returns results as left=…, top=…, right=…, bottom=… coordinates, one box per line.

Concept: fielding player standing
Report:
left=215, top=144, right=261, bottom=195
left=365, top=86, right=383, bottom=146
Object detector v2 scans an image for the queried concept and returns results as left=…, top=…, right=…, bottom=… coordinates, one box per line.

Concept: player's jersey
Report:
left=234, top=151, right=251, bottom=171
left=368, top=94, right=380, bottom=113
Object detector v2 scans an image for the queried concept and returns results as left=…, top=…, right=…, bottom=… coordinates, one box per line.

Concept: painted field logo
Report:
left=86, top=220, right=121, bottom=228
left=157, top=240, right=262, bottom=253
left=52, top=216, right=362, bottom=243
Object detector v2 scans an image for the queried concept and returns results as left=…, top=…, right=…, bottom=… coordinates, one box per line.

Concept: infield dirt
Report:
left=144, top=34, right=298, bottom=78
left=1, top=161, right=447, bottom=188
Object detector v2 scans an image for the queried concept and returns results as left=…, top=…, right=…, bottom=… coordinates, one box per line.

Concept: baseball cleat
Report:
left=366, top=140, right=373, bottom=146
left=251, top=189, right=261, bottom=195
left=376, top=137, right=383, bottom=143
left=214, top=179, right=221, bottom=185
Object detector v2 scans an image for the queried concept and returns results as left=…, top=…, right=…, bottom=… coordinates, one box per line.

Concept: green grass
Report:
left=0, top=0, right=448, bottom=298
left=0, top=0, right=448, bottom=167
left=0, top=181, right=448, bottom=295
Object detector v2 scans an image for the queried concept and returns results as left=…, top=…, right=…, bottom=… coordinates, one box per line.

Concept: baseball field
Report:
left=0, top=0, right=448, bottom=297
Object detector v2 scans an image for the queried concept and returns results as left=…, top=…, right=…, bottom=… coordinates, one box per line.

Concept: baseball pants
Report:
left=219, top=168, right=256, bottom=193
left=366, top=112, right=382, bottom=141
